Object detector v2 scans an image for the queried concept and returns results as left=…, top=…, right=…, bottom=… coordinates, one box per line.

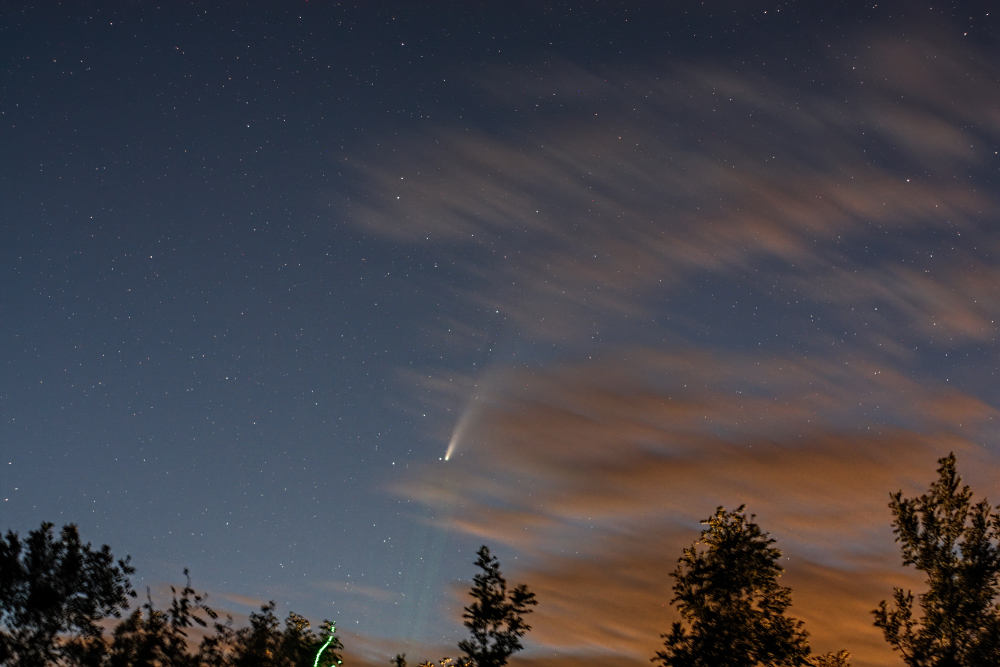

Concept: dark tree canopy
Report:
left=0, top=522, right=136, bottom=667
left=105, top=570, right=216, bottom=667
left=654, top=506, right=810, bottom=667
left=0, top=522, right=343, bottom=667
left=201, top=602, right=342, bottom=667
left=873, top=453, right=1000, bottom=667
left=807, top=651, right=851, bottom=667
left=458, top=545, right=537, bottom=667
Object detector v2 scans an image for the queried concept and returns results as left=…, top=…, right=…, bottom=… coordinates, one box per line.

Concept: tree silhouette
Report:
left=416, top=658, right=467, bottom=667
left=0, top=521, right=348, bottom=667
left=0, top=522, right=135, bottom=667
left=458, top=545, right=537, bottom=667
left=200, top=602, right=341, bottom=667
left=807, top=651, right=851, bottom=667
left=873, top=453, right=1000, bottom=666
left=304, top=620, right=344, bottom=667
left=654, top=506, right=810, bottom=667
left=104, top=569, right=216, bottom=667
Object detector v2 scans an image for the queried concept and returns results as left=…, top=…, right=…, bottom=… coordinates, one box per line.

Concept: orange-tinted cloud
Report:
left=334, top=27, right=1000, bottom=667
left=395, top=348, right=999, bottom=667
left=336, top=33, right=1000, bottom=352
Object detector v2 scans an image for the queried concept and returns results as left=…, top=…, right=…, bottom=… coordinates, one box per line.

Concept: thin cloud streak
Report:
left=398, top=350, right=998, bottom=666
left=336, top=28, right=1000, bottom=667
left=338, top=35, right=1000, bottom=352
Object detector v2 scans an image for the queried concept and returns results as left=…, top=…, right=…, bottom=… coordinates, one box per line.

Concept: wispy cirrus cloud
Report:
left=335, top=28, right=1000, bottom=667
left=336, top=34, right=1000, bottom=355
left=398, top=348, right=998, bottom=666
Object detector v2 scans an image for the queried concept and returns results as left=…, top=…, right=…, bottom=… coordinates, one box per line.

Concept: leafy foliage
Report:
left=654, top=506, right=810, bottom=667
left=200, top=603, right=342, bottom=667
left=873, top=453, right=1000, bottom=666
left=0, top=522, right=343, bottom=667
left=416, top=657, right=469, bottom=667
left=0, top=522, right=136, bottom=667
left=807, top=651, right=851, bottom=667
left=458, top=546, right=537, bottom=667
left=104, top=570, right=216, bottom=667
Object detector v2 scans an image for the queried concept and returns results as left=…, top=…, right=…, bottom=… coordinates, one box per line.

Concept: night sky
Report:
left=3, top=2, right=1000, bottom=666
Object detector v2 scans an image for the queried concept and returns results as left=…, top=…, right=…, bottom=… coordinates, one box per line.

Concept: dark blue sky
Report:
left=3, top=2, right=1000, bottom=665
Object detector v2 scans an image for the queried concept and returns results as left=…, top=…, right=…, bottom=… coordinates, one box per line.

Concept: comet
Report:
left=444, top=402, right=478, bottom=461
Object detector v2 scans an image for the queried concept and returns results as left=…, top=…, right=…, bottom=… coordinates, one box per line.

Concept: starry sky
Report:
left=2, top=2, right=1000, bottom=666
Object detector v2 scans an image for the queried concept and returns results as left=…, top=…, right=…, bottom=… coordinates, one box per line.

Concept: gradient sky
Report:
left=3, top=3, right=1000, bottom=666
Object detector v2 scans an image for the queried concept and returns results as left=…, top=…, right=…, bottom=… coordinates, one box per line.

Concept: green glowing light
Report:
left=313, top=623, right=342, bottom=667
